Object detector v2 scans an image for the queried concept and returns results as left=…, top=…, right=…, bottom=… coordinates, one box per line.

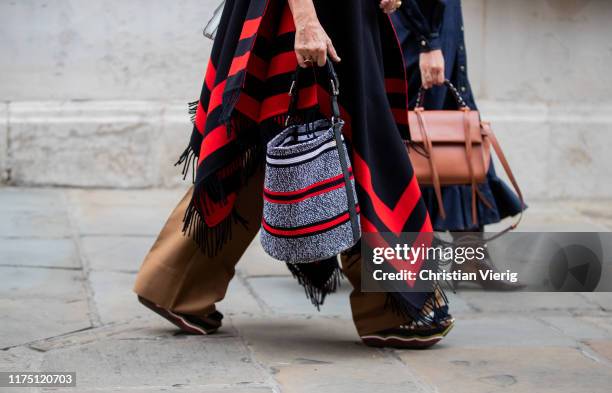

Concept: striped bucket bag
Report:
left=260, top=63, right=361, bottom=263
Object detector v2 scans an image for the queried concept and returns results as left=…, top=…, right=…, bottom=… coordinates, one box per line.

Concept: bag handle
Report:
left=415, top=80, right=469, bottom=110
left=286, top=61, right=340, bottom=126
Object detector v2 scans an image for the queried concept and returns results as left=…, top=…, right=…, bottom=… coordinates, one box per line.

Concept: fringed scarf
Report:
left=177, top=0, right=442, bottom=320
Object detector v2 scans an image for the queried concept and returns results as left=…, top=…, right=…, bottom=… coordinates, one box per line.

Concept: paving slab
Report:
left=237, top=233, right=291, bottom=278
left=398, top=346, right=612, bottom=393
left=220, top=277, right=266, bottom=316
left=245, top=276, right=352, bottom=317
left=0, top=237, right=79, bottom=268
left=578, top=315, right=612, bottom=335
left=0, top=207, right=71, bottom=238
left=39, top=327, right=268, bottom=389
left=81, top=235, right=154, bottom=272
left=0, top=266, right=91, bottom=348
left=274, top=362, right=431, bottom=393
left=584, top=340, right=612, bottom=363
left=0, top=298, right=91, bottom=349
left=0, top=346, right=43, bottom=372
left=233, top=316, right=432, bottom=393
left=444, top=315, right=576, bottom=348
left=232, top=316, right=363, bottom=366
left=537, top=315, right=612, bottom=341
left=29, top=318, right=172, bottom=353
left=458, top=291, right=598, bottom=313
left=578, top=293, right=612, bottom=312
left=0, top=266, right=85, bottom=299
left=89, top=270, right=149, bottom=325
left=66, top=188, right=185, bottom=236
left=42, top=387, right=274, bottom=393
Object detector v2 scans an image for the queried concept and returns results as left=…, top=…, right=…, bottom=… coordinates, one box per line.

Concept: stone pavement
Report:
left=1, top=186, right=611, bottom=393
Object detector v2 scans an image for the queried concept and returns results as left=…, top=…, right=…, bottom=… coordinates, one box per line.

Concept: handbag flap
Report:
left=408, top=110, right=482, bottom=143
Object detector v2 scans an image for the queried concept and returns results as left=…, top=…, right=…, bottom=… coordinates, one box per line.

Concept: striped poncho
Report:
left=177, top=0, right=439, bottom=317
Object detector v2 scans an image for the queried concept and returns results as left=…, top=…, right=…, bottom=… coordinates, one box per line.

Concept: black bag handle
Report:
left=415, top=79, right=469, bottom=109
left=285, top=61, right=341, bottom=126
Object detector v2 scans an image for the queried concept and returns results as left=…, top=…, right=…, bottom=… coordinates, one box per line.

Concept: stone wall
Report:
left=1, top=0, right=611, bottom=198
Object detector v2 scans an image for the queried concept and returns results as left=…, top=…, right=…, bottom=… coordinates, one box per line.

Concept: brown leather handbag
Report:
left=406, top=81, right=524, bottom=229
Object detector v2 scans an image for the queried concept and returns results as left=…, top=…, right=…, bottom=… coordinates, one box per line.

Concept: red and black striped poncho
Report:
left=177, top=0, right=436, bottom=313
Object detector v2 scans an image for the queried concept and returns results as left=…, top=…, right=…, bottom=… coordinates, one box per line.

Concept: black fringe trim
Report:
left=181, top=197, right=248, bottom=258
left=384, top=282, right=450, bottom=325
left=177, top=102, right=264, bottom=256
left=175, top=144, right=197, bottom=183
left=286, top=258, right=343, bottom=311
left=174, top=101, right=203, bottom=183
left=188, top=100, right=199, bottom=124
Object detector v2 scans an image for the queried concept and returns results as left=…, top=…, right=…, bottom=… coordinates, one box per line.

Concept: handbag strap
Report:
left=481, top=122, right=524, bottom=241
left=286, top=61, right=340, bottom=125
left=285, top=62, right=359, bottom=242
left=414, top=108, right=447, bottom=220
left=416, top=80, right=469, bottom=109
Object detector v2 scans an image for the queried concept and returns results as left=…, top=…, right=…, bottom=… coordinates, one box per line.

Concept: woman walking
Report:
left=134, top=0, right=453, bottom=349
left=392, top=0, right=525, bottom=289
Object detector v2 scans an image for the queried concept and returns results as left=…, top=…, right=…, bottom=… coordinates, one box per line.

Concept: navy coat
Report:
left=392, top=0, right=476, bottom=110
left=392, top=0, right=524, bottom=230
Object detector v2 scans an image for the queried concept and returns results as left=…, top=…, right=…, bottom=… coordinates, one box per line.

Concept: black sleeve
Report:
left=398, top=0, right=446, bottom=52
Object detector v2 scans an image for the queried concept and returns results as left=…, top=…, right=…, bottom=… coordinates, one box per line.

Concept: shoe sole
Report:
left=138, top=296, right=219, bottom=335
left=360, top=320, right=455, bottom=349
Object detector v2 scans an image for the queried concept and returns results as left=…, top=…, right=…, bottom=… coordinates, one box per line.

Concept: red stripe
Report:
left=267, top=51, right=298, bottom=78
left=263, top=182, right=346, bottom=204
left=234, top=92, right=261, bottom=121
left=240, top=16, right=262, bottom=40
left=353, top=152, right=421, bottom=235
left=248, top=54, right=268, bottom=80
left=264, top=175, right=354, bottom=205
left=391, top=108, right=408, bottom=125
left=194, top=102, right=207, bottom=134
left=385, top=78, right=406, bottom=94
left=264, top=171, right=351, bottom=196
left=199, top=124, right=235, bottom=163
left=205, top=59, right=216, bottom=91
left=262, top=207, right=359, bottom=237
left=207, top=80, right=227, bottom=114
left=259, top=85, right=318, bottom=121
left=278, top=5, right=296, bottom=35
left=228, top=52, right=250, bottom=77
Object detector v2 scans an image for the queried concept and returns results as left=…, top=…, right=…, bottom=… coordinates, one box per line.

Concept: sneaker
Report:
left=138, top=296, right=223, bottom=335
left=361, top=317, right=454, bottom=349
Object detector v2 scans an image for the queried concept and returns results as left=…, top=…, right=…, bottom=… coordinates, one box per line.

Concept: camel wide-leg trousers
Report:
left=133, top=169, right=405, bottom=336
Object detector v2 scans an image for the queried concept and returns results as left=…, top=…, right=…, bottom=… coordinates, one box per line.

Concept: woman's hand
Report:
left=380, top=0, right=402, bottom=14
left=419, top=49, right=445, bottom=89
left=289, top=0, right=340, bottom=67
